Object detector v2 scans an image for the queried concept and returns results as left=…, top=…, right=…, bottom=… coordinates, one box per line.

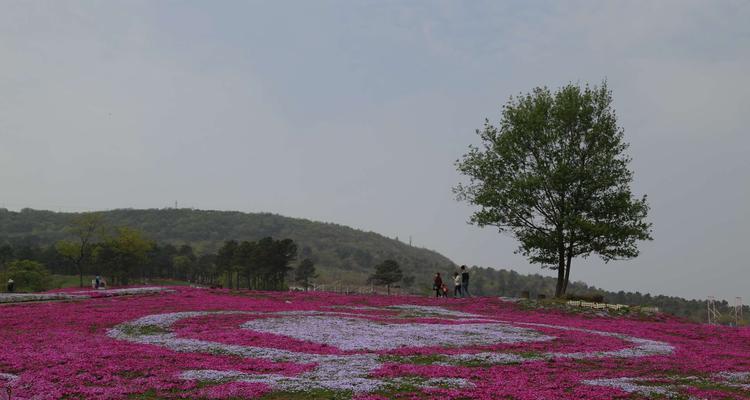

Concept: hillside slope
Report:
left=2, top=287, right=749, bottom=399
left=0, top=208, right=455, bottom=283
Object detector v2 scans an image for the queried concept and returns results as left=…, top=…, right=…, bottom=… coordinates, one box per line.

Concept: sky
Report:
left=1, top=1, right=748, bottom=302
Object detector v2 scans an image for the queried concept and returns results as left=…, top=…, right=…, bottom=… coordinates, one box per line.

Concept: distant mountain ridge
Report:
left=0, top=208, right=455, bottom=283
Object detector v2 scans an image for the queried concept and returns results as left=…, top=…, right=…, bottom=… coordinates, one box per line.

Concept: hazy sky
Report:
left=1, top=1, right=748, bottom=301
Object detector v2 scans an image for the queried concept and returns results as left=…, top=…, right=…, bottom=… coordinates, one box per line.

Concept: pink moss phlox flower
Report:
left=0, top=287, right=748, bottom=399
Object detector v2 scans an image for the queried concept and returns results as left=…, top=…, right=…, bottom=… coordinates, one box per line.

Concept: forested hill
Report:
left=0, top=208, right=455, bottom=282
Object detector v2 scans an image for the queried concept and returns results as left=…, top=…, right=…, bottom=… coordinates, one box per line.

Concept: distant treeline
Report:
left=2, top=229, right=743, bottom=324
left=466, top=266, right=747, bottom=324
left=1, top=208, right=744, bottom=324
left=0, top=231, right=303, bottom=291
left=0, top=208, right=454, bottom=285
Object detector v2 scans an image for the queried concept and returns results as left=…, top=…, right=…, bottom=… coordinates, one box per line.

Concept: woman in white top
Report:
left=452, top=272, right=462, bottom=298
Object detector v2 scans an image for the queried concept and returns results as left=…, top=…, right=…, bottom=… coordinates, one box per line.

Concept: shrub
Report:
left=5, top=259, right=52, bottom=292
left=565, top=293, right=605, bottom=303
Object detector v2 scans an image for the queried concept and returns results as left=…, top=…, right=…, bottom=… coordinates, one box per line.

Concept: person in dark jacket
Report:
left=460, top=265, right=470, bottom=298
left=433, top=273, right=444, bottom=298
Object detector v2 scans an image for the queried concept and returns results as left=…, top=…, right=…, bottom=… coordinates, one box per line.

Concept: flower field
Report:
left=0, top=287, right=748, bottom=399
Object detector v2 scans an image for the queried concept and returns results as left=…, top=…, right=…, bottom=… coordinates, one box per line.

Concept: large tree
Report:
left=368, top=259, right=403, bottom=294
left=294, top=258, right=317, bottom=291
left=236, top=240, right=258, bottom=290
left=455, top=82, right=652, bottom=297
left=262, top=237, right=297, bottom=290
left=55, top=213, right=105, bottom=288
left=216, top=240, right=239, bottom=289
left=220, top=237, right=297, bottom=291
left=93, top=227, right=153, bottom=285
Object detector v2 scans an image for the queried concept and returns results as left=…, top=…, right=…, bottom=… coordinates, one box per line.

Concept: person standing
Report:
left=460, top=265, right=470, bottom=297
left=433, top=273, right=443, bottom=298
left=6, top=278, right=14, bottom=293
left=95, top=275, right=101, bottom=289
left=452, top=272, right=462, bottom=298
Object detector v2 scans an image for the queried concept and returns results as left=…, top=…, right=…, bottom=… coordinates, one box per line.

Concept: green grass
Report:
left=378, top=354, right=449, bottom=365
left=51, top=274, right=97, bottom=289
left=118, top=324, right=169, bottom=336
left=260, top=389, right=352, bottom=400
left=127, top=389, right=161, bottom=399
left=0, top=273, right=91, bottom=293
left=128, top=386, right=354, bottom=400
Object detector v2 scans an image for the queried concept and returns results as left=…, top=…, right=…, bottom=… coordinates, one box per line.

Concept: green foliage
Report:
left=401, top=274, right=416, bottom=288
left=55, top=240, right=79, bottom=260
left=0, top=208, right=454, bottom=288
left=294, top=258, right=317, bottom=290
left=368, top=259, right=403, bottom=294
left=455, top=81, right=652, bottom=297
left=213, top=237, right=298, bottom=290
left=171, top=255, right=194, bottom=279
left=259, top=389, right=352, bottom=400
left=55, top=212, right=105, bottom=288
left=240, top=237, right=297, bottom=290
left=466, top=265, right=749, bottom=324
left=94, top=227, right=154, bottom=285
left=4, top=259, right=52, bottom=292
left=50, top=274, right=96, bottom=289
left=216, top=240, right=239, bottom=288
left=0, top=243, right=14, bottom=268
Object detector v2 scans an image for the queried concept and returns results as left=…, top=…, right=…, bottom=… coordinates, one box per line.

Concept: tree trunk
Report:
left=79, top=264, right=84, bottom=288
left=554, top=246, right=566, bottom=298
left=562, top=248, right=573, bottom=295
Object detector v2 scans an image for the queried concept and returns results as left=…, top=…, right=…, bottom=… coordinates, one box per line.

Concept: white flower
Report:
left=108, top=306, right=677, bottom=394
left=0, top=287, right=170, bottom=304
left=0, top=293, right=82, bottom=303
left=0, top=373, right=18, bottom=382
left=582, top=377, right=678, bottom=397
left=240, top=315, right=551, bottom=351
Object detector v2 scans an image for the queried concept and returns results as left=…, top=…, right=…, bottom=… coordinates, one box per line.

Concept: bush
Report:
left=566, top=293, right=605, bottom=303
left=5, top=259, right=52, bottom=292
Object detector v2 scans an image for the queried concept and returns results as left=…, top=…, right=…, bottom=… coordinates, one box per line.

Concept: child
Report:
left=441, top=283, right=449, bottom=298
